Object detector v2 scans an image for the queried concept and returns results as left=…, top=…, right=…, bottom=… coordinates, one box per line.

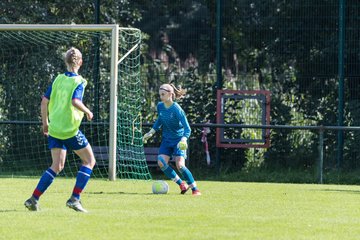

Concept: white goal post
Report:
left=0, top=24, right=145, bottom=181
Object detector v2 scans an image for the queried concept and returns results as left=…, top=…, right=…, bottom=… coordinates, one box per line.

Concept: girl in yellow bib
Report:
left=24, top=47, right=96, bottom=213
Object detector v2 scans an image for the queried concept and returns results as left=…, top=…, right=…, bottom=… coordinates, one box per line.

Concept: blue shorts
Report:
left=159, top=137, right=187, bottom=159
left=48, top=130, right=89, bottom=150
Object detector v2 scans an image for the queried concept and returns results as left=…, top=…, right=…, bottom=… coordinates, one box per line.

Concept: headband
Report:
left=160, top=87, right=171, bottom=92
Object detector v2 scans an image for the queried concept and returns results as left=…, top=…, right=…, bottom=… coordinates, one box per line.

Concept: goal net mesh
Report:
left=0, top=26, right=151, bottom=180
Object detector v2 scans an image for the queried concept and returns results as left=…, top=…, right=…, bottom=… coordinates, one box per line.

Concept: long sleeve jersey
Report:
left=152, top=102, right=191, bottom=139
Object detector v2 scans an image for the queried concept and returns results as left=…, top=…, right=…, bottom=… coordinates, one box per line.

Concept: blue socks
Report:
left=179, top=166, right=198, bottom=191
left=72, top=166, right=92, bottom=200
left=158, top=155, right=198, bottom=189
left=31, top=166, right=92, bottom=201
left=159, top=156, right=182, bottom=185
left=32, top=168, right=57, bottom=200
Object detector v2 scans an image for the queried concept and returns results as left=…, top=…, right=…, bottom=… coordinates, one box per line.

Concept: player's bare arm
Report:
left=72, top=98, right=93, bottom=121
left=40, top=96, right=49, bottom=136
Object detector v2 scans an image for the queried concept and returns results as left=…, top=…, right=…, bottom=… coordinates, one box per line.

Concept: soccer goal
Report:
left=0, top=24, right=150, bottom=181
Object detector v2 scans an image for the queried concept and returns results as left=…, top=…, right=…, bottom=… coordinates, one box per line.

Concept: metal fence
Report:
left=139, top=0, right=360, bottom=180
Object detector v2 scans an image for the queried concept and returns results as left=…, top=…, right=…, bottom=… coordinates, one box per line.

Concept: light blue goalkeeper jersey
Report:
left=152, top=102, right=191, bottom=140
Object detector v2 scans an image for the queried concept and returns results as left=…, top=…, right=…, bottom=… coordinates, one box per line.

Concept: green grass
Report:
left=1, top=178, right=360, bottom=240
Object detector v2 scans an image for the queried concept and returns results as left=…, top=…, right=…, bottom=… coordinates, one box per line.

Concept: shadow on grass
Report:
left=0, top=209, right=18, bottom=213
left=313, top=189, right=360, bottom=194
left=87, top=191, right=154, bottom=195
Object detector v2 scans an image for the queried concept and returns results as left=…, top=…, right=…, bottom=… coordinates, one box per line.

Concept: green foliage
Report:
left=2, top=1, right=360, bottom=174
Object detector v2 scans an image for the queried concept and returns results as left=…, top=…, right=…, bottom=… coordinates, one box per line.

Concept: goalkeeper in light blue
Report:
left=24, top=47, right=96, bottom=212
left=143, top=84, right=201, bottom=196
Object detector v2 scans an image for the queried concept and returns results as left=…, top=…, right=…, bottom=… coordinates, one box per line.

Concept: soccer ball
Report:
left=152, top=180, right=169, bottom=194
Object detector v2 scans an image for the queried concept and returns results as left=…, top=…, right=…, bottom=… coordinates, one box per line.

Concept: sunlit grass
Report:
left=1, top=178, right=360, bottom=239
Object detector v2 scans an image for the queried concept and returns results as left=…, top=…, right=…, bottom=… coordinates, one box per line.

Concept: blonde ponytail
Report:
left=170, top=84, right=187, bottom=100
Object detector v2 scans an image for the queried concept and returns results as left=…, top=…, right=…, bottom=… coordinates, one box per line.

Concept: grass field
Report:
left=1, top=178, right=360, bottom=240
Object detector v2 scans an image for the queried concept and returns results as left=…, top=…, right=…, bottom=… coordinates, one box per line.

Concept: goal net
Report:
left=0, top=24, right=151, bottom=180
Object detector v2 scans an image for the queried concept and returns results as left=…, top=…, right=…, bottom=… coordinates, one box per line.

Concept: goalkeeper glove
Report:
left=177, top=137, right=188, bottom=150
left=143, top=128, right=155, bottom=143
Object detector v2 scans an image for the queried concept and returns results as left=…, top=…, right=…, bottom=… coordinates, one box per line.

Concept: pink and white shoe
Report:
left=192, top=189, right=202, bottom=196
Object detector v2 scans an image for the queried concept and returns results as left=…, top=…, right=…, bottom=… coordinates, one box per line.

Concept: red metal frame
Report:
left=216, top=89, right=271, bottom=148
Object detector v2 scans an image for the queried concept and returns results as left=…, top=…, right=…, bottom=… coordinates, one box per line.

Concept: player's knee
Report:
left=157, top=155, right=167, bottom=168
left=51, top=164, right=64, bottom=173
left=84, top=158, right=96, bottom=168
left=89, top=158, right=96, bottom=168
left=157, top=160, right=163, bottom=168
